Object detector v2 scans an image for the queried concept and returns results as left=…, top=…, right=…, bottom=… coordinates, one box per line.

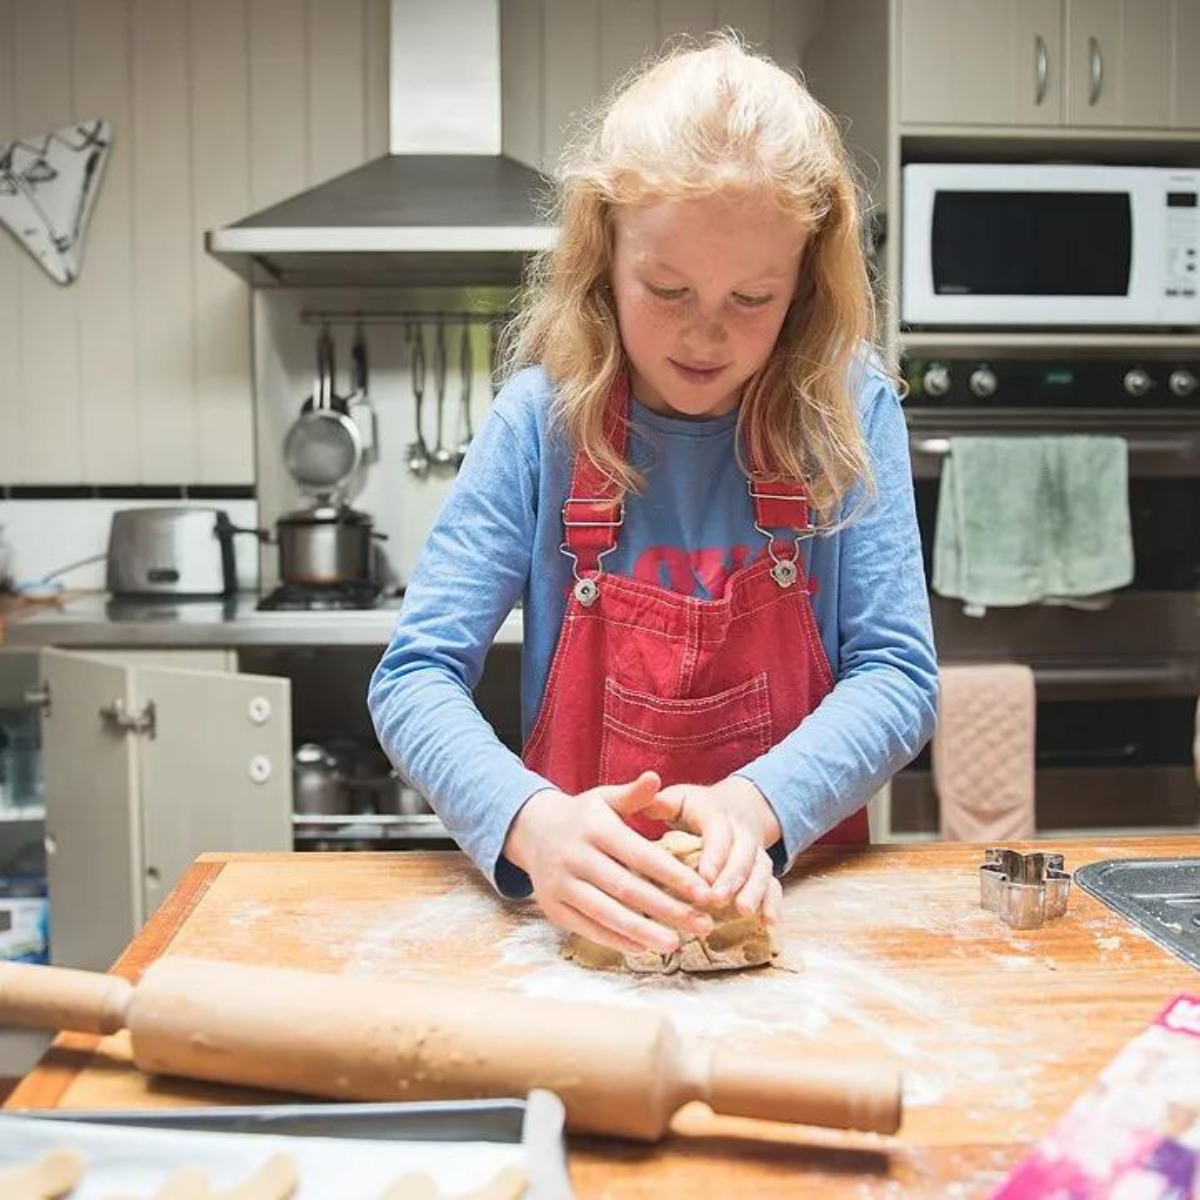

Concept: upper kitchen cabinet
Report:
left=898, top=0, right=1200, bottom=132
left=898, top=0, right=1064, bottom=127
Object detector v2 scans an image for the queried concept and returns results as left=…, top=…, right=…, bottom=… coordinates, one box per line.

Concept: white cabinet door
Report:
left=1065, top=0, right=1172, bottom=127
left=41, top=649, right=143, bottom=971
left=39, top=649, right=292, bottom=972
left=136, top=664, right=290, bottom=918
left=1172, top=0, right=1200, bottom=129
left=899, top=0, right=1063, bottom=126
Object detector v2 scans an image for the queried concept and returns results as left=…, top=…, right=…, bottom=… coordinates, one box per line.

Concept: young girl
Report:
left=370, top=36, right=937, bottom=958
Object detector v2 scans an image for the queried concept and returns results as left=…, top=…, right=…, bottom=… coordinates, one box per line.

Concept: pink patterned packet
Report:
left=992, top=995, right=1200, bottom=1200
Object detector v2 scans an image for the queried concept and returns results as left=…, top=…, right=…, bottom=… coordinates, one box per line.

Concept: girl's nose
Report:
left=686, top=311, right=728, bottom=345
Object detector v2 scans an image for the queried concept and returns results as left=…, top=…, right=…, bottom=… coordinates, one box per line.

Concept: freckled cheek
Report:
left=618, top=296, right=678, bottom=360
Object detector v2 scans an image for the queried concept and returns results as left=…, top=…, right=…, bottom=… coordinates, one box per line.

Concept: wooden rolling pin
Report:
left=0, top=957, right=901, bottom=1141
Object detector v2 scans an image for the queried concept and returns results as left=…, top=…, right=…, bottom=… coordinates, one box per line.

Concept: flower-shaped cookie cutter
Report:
left=980, top=848, right=1072, bottom=930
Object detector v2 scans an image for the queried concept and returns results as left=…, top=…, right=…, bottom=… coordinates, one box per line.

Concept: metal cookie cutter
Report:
left=980, top=848, right=1072, bottom=930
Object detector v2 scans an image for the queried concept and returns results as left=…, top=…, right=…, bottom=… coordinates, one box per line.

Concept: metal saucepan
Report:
left=293, top=742, right=354, bottom=817
left=283, top=328, right=363, bottom=499
left=276, top=503, right=387, bottom=586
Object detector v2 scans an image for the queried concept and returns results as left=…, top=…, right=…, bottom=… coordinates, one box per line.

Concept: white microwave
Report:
left=902, top=164, right=1200, bottom=329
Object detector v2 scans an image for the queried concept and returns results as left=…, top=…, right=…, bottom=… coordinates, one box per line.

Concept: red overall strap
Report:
left=562, top=375, right=630, bottom=576
left=746, top=445, right=815, bottom=544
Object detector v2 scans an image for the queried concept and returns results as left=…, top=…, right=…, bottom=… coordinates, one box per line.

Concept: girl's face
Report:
left=610, top=191, right=807, bottom=420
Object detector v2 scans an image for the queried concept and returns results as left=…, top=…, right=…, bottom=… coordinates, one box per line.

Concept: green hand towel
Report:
left=932, top=435, right=1133, bottom=609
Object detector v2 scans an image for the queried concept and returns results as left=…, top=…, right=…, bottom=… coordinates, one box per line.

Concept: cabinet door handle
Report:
left=1088, top=35, right=1104, bottom=106
left=1035, top=35, right=1049, bottom=105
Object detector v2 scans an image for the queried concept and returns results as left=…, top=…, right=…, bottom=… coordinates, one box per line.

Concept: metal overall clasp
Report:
left=559, top=498, right=624, bottom=607
left=748, top=480, right=817, bottom=590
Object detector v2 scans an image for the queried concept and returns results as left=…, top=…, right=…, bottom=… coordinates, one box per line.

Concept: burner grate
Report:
left=256, top=581, right=383, bottom=611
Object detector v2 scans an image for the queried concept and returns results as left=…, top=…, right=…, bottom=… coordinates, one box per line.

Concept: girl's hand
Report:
left=503, top=770, right=718, bottom=956
left=653, top=778, right=784, bottom=926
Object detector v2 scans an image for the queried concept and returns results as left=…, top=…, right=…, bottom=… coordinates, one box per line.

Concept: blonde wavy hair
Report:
left=505, top=33, right=884, bottom=524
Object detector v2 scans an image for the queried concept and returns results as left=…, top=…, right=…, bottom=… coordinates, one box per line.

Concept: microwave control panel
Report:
left=1165, top=189, right=1199, bottom=300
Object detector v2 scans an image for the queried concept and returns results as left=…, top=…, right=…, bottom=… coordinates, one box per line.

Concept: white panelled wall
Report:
left=0, top=0, right=824, bottom=516
left=501, top=0, right=826, bottom=169
left=0, top=0, right=390, bottom=487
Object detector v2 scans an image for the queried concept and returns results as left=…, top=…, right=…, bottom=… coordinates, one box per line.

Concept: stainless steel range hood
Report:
left=206, top=0, right=554, bottom=287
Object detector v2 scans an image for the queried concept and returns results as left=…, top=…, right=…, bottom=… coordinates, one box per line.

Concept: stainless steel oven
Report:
left=897, top=353, right=1200, bottom=832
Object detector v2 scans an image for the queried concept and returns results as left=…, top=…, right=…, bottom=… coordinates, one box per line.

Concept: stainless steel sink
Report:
left=1075, top=858, right=1200, bottom=971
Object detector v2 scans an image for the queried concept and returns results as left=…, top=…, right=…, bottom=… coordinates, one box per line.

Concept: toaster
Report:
left=106, top=507, right=237, bottom=597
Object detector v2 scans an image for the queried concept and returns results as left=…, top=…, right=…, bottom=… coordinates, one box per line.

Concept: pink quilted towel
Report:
left=933, top=664, right=1036, bottom=841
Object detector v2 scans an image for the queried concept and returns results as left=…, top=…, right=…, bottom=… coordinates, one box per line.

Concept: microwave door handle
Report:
left=1035, top=35, right=1048, bottom=106
left=1088, top=36, right=1103, bottom=106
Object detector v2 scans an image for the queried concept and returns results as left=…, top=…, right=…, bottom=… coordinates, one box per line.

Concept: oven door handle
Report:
left=1030, top=662, right=1198, bottom=689
left=911, top=435, right=1199, bottom=457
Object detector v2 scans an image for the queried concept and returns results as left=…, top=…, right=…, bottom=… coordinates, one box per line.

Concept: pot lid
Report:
left=279, top=503, right=373, bottom=526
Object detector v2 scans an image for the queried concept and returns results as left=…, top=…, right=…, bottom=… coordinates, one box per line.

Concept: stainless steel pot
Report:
left=292, top=742, right=352, bottom=816
left=276, top=504, right=383, bottom=585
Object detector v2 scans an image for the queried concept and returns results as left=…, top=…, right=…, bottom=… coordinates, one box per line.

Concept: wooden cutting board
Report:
left=9, top=837, right=1200, bottom=1198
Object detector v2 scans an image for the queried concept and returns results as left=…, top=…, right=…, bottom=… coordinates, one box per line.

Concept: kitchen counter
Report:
left=8, top=837, right=1200, bottom=1197
left=0, top=591, right=524, bottom=649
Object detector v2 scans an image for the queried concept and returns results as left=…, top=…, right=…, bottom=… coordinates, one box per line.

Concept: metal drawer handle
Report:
left=1088, top=35, right=1103, bottom=106
left=99, top=699, right=156, bottom=738
left=1035, top=35, right=1049, bottom=105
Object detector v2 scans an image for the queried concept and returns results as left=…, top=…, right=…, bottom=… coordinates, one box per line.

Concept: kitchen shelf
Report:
left=899, top=126, right=1200, bottom=165
left=0, top=806, right=44, bottom=823
left=292, top=812, right=451, bottom=843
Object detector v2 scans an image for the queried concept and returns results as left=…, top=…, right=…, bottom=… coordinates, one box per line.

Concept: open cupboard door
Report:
left=39, top=650, right=291, bottom=972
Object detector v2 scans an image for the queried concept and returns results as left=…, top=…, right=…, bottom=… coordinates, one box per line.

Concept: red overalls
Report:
left=522, top=376, right=868, bottom=846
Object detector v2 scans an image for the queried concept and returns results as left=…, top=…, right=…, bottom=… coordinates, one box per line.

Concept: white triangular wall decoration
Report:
left=0, top=119, right=111, bottom=285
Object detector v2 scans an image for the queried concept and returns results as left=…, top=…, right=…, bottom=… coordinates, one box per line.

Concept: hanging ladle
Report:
left=406, top=322, right=431, bottom=477
left=430, top=317, right=454, bottom=470
left=454, top=319, right=474, bottom=469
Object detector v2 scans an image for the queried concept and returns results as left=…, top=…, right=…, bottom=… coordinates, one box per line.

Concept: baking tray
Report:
left=1075, top=857, right=1200, bottom=972
left=1, top=1090, right=572, bottom=1198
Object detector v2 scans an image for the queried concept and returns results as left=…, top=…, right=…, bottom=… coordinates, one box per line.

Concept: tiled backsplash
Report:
left=0, top=495, right=261, bottom=593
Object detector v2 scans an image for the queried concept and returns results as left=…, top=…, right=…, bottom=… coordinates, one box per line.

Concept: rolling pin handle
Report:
left=0, top=962, right=133, bottom=1036
left=703, top=1049, right=903, bottom=1135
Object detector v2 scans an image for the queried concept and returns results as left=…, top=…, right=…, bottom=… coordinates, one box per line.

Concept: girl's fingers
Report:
left=732, top=852, right=774, bottom=919
left=710, top=827, right=760, bottom=905
left=693, top=810, right=733, bottom=885
left=582, top=850, right=714, bottom=939
left=564, top=879, right=683, bottom=954
left=601, top=771, right=663, bottom=819
left=764, top=876, right=784, bottom=925
left=597, top=819, right=713, bottom=906
left=552, top=901, right=649, bottom=957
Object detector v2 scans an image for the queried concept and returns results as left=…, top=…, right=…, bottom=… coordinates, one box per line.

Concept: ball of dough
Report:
left=562, top=830, right=779, bottom=974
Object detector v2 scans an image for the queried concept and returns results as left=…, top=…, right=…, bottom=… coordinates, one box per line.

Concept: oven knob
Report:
left=969, top=366, right=998, bottom=398
left=923, top=363, right=952, bottom=397
left=1169, top=369, right=1198, bottom=397
left=1123, top=368, right=1154, bottom=398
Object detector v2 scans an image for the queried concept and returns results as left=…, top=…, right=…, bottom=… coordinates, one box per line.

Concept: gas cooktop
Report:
left=255, top=581, right=389, bottom=611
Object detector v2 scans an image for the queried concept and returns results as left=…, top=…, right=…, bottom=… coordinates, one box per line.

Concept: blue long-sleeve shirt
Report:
left=369, top=364, right=938, bottom=897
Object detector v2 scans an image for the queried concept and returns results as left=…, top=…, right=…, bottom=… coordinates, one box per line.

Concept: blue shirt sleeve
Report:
left=735, top=377, right=939, bottom=868
left=368, top=382, right=552, bottom=899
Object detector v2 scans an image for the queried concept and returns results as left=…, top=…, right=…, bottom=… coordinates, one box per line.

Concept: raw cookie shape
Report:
left=0, top=1147, right=84, bottom=1200
left=378, top=1164, right=527, bottom=1200
left=562, top=830, right=780, bottom=974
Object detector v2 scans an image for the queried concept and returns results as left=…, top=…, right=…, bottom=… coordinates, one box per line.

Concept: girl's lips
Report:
left=670, top=359, right=727, bottom=383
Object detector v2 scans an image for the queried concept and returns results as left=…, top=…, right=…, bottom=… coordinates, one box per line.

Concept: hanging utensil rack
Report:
left=300, top=310, right=514, bottom=478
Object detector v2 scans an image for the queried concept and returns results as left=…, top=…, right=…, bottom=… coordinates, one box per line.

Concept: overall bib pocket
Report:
left=598, top=672, right=773, bottom=788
